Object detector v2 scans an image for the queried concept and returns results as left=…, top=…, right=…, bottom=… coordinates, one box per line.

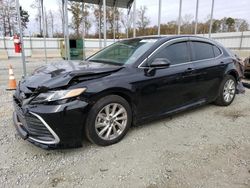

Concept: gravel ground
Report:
left=0, top=59, right=249, bottom=188
left=0, top=87, right=249, bottom=188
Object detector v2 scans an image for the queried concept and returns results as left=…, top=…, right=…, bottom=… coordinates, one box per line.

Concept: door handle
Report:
left=182, top=67, right=195, bottom=78
left=184, top=67, right=195, bottom=73
left=220, top=61, right=226, bottom=67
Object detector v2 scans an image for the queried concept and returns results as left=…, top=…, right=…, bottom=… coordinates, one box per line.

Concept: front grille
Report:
left=25, top=114, right=55, bottom=141
left=13, top=98, right=57, bottom=143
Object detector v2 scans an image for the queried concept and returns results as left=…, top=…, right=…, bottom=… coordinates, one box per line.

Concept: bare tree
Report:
left=31, top=0, right=42, bottom=36
left=182, top=14, right=194, bottom=34
left=235, top=18, right=249, bottom=32
left=48, top=10, right=54, bottom=37
left=0, top=0, right=28, bottom=36
left=136, top=6, right=150, bottom=35
left=0, top=0, right=17, bottom=36
left=120, top=10, right=133, bottom=37
left=94, top=5, right=103, bottom=37
left=0, top=0, right=8, bottom=36
left=106, top=7, right=121, bottom=38
left=120, top=11, right=127, bottom=35
left=57, top=0, right=64, bottom=35
left=44, top=7, right=49, bottom=37
left=81, top=3, right=92, bottom=36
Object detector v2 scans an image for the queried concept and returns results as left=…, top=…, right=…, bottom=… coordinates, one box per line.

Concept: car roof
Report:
left=121, top=35, right=216, bottom=44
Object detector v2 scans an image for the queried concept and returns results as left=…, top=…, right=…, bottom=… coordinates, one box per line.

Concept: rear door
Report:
left=189, top=40, right=225, bottom=100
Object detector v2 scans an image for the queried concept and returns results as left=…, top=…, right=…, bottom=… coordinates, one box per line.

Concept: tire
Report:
left=214, top=75, right=236, bottom=106
left=85, top=95, right=132, bottom=146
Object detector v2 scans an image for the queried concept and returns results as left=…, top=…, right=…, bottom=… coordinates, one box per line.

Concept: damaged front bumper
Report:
left=12, top=97, right=89, bottom=149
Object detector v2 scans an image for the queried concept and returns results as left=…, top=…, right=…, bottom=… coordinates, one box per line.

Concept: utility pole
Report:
left=133, top=0, right=136, bottom=38
left=194, top=0, right=199, bottom=35
left=113, top=6, right=116, bottom=42
left=209, top=0, right=215, bottom=38
left=103, top=0, right=107, bottom=47
left=64, top=0, right=70, bottom=60
left=178, top=0, right=182, bottom=35
left=82, top=2, right=86, bottom=59
left=16, top=0, right=26, bottom=76
left=158, top=0, right=162, bottom=36
left=41, top=0, right=47, bottom=63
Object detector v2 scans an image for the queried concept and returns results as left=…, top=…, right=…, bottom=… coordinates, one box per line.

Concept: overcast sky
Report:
left=20, top=0, right=250, bottom=35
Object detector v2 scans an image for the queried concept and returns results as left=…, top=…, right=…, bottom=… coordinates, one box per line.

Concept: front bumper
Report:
left=13, top=98, right=89, bottom=149
left=244, top=68, right=250, bottom=76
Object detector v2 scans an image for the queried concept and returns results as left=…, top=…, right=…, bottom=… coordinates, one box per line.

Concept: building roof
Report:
left=68, top=0, right=134, bottom=9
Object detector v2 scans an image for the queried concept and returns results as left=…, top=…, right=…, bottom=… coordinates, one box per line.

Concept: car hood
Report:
left=20, top=61, right=122, bottom=92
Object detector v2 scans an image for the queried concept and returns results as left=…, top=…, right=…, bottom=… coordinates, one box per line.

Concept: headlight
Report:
left=32, top=88, right=86, bottom=103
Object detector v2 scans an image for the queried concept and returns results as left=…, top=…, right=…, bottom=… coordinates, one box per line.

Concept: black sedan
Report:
left=13, top=36, right=240, bottom=149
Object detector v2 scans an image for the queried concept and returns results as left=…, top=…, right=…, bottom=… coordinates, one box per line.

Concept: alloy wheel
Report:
left=223, top=79, right=236, bottom=103
left=95, top=103, right=128, bottom=141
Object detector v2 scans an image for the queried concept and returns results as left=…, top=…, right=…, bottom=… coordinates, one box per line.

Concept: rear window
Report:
left=192, top=42, right=214, bottom=61
left=213, top=45, right=222, bottom=57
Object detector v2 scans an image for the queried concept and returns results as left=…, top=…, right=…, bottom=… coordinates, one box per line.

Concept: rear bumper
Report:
left=13, top=99, right=89, bottom=149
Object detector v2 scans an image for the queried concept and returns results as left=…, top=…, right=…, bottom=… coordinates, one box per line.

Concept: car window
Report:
left=192, top=42, right=214, bottom=61
left=150, top=42, right=190, bottom=65
left=213, top=45, right=222, bottom=57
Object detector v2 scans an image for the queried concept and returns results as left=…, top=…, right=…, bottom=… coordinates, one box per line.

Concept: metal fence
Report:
left=0, top=31, right=250, bottom=59
left=0, top=37, right=115, bottom=58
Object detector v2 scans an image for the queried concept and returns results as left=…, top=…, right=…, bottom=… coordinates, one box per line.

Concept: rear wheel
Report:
left=215, top=75, right=236, bottom=106
left=85, top=95, right=132, bottom=146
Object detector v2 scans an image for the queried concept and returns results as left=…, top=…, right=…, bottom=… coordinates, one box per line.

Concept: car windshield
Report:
left=87, top=38, right=158, bottom=65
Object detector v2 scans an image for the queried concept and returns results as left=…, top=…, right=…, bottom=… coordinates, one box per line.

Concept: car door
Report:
left=189, top=40, right=225, bottom=101
left=134, top=39, right=199, bottom=119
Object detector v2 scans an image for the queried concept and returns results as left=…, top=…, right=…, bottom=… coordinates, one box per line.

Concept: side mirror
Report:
left=144, top=58, right=171, bottom=77
left=150, top=58, right=171, bottom=68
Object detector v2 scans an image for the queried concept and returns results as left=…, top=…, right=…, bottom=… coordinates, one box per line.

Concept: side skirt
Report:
left=135, top=99, right=207, bottom=125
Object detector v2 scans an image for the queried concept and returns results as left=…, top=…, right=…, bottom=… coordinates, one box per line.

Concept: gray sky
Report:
left=20, top=0, right=250, bottom=35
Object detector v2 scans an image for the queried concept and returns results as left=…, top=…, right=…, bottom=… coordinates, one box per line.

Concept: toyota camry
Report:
left=13, top=36, right=240, bottom=149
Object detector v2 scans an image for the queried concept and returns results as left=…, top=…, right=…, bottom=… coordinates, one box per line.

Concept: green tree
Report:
left=69, top=2, right=82, bottom=38
left=20, top=6, right=29, bottom=31
left=226, top=17, right=235, bottom=32
left=69, top=2, right=92, bottom=38
left=212, top=19, right=221, bottom=33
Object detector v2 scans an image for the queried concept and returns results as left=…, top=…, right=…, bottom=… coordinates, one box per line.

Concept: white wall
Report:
left=0, top=31, right=250, bottom=58
left=0, top=37, right=115, bottom=58
left=198, top=31, right=250, bottom=50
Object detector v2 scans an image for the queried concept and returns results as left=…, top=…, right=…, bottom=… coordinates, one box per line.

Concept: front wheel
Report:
left=85, top=95, right=132, bottom=146
left=214, top=75, right=236, bottom=106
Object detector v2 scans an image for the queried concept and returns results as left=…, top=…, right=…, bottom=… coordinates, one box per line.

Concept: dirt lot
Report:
left=0, top=59, right=250, bottom=188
